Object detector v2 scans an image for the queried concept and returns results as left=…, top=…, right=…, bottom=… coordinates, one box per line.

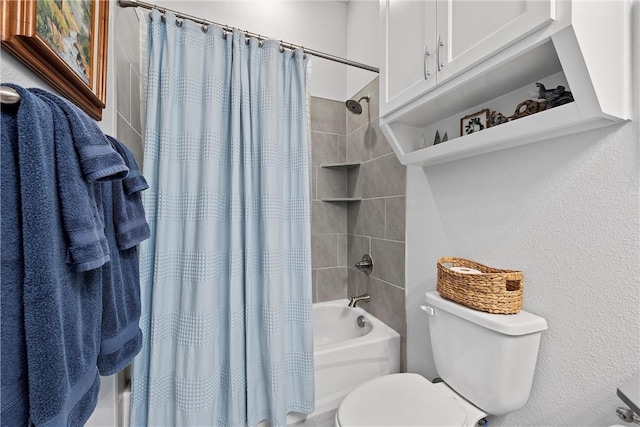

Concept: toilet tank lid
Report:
left=425, top=291, right=548, bottom=336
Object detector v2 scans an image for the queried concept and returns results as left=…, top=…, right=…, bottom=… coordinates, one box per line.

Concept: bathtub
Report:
left=123, top=300, right=400, bottom=427
left=288, top=299, right=401, bottom=425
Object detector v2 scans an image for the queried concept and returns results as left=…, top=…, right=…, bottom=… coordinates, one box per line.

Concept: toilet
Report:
left=335, top=291, right=548, bottom=426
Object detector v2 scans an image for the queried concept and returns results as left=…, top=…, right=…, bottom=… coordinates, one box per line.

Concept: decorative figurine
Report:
left=488, top=111, right=509, bottom=127
left=509, top=99, right=544, bottom=121
left=535, top=83, right=574, bottom=109
left=433, top=130, right=441, bottom=145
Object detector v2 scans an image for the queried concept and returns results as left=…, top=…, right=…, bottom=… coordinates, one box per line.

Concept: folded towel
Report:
left=106, top=136, right=150, bottom=250
left=32, top=90, right=115, bottom=271
left=97, top=183, right=143, bottom=376
left=1, top=84, right=102, bottom=427
left=29, top=88, right=129, bottom=182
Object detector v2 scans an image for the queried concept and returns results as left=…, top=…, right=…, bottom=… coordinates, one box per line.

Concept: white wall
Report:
left=149, top=0, right=350, bottom=100
left=346, top=0, right=380, bottom=98
left=405, top=6, right=640, bottom=426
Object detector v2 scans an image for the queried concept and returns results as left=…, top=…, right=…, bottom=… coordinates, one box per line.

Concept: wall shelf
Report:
left=321, top=198, right=362, bottom=202
left=320, top=162, right=361, bottom=169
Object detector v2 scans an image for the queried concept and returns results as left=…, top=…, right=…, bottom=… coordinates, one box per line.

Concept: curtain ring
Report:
left=222, top=31, right=227, bottom=40
left=258, top=35, right=263, bottom=48
left=279, top=44, right=285, bottom=53
left=175, top=17, right=183, bottom=27
left=160, top=14, right=166, bottom=23
left=201, top=24, right=208, bottom=33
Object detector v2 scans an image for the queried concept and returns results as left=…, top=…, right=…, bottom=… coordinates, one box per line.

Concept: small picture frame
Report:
left=460, top=109, right=490, bottom=136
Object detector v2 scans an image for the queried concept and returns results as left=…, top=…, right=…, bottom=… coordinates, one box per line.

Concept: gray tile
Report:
left=337, top=234, right=348, bottom=267
left=346, top=123, right=370, bottom=163
left=347, top=167, right=361, bottom=198
left=312, top=234, right=338, bottom=269
left=347, top=199, right=386, bottom=239
left=117, top=114, right=144, bottom=166
left=347, top=267, right=370, bottom=299
left=312, top=269, right=318, bottom=303
left=360, top=153, right=406, bottom=198
left=130, top=69, right=142, bottom=134
left=370, top=118, right=393, bottom=159
left=311, top=167, right=317, bottom=200
left=310, top=97, right=346, bottom=134
left=114, top=6, right=140, bottom=72
left=400, top=335, right=407, bottom=373
left=370, top=238, right=405, bottom=287
left=367, top=77, right=380, bottom=120
left=311, top=201, right=347, bottom=235
left=115, top=42, right=131, bottom=122
left=317, top=267, right=347, bottom=302
left=364, top=277, right=406, bottom=336
left=337, top=135, right=346, bottom=163
left=311, top=132, right=338, bottom=166
left=385, top=196, right=406, bottom=242
left=317, top=167, right=347, bottom=199
left=347, top=234, right=370, bottom=268
left=346, top=97, right=370, bottom=135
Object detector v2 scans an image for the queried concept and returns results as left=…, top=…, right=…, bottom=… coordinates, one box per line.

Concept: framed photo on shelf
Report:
left=460, top=109, right=490, bottom=137
left=1, top=0, right=110, bottom=120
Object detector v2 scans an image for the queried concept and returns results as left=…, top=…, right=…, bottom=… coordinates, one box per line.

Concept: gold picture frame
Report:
left=1, top=0, right=110, bottom=120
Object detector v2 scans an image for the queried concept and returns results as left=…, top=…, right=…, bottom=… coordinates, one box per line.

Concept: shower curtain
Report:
left=131, top=10, right=314, bottom=426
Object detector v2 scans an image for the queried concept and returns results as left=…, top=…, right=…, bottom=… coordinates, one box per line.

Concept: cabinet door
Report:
left=380, top=0, right=437, bottom=115
left=436, top=0, right=554, bottom=83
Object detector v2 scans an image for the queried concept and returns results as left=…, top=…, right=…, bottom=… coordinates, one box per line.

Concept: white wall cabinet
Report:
left=380, top=0, right=555, bottom=116
left=379, top=0, right=631, bottom=167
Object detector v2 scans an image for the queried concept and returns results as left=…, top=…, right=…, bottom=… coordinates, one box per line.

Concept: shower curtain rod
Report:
left=117, top=0, right=379, bottom=73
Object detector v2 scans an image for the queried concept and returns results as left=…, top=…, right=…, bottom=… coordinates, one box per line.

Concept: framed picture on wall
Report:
left=1, top=0, right=110, bottom=120
left=460, top=109, right=490, bottom=137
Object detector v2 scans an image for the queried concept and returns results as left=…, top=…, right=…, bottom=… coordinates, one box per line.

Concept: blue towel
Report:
left=1, top=84, right=102, bottom=426
left=96, top=178, right=144, bottom=376
left=29, top=88, right=129, bottom=182
left=106, top=136, right=150, bottom=250
left=31, top=90, right=123, bottom=271
left=1, top=95, right=30, bottom=427
left=95, top=137, right=147, bottom=375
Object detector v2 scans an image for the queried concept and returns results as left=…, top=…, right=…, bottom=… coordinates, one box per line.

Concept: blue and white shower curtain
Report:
left=131, top=10, right=314, bottom=426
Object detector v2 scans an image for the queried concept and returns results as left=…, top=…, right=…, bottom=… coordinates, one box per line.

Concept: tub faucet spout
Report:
left=348, top=294, right=370, bottom=308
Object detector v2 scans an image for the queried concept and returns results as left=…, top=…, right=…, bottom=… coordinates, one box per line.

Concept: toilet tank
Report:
left=424, top=291, right=547, bottom=416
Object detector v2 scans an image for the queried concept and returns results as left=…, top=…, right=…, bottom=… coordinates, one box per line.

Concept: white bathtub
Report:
left=288, top=299, right=401, bottom=425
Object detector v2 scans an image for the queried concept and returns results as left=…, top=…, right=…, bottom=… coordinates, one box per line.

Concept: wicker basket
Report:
left=437, top=257, right=523, bottom=314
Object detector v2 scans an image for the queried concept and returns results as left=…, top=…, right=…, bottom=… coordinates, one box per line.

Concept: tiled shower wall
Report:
left=115, top=6, right=143, bottom=166
left=310, top=78, right=407, bottom=368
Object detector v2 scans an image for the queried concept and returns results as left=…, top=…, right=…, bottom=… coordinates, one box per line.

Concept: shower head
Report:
left=345, top=95, right=370, bottom=115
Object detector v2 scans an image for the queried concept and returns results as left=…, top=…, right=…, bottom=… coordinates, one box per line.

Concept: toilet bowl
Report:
left=335, top=373, right=487, bottom=427
left=336, top=291, right=547, bottom=426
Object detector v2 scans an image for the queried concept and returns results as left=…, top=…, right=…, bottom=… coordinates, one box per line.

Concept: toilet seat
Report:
left=336, top=373, right=472, bottom=427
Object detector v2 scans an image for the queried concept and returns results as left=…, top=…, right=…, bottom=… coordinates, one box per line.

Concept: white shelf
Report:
left=398, top=102, right=584, bottom=167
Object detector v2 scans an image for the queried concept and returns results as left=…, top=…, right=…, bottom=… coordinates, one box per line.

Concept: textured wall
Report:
left=114, top=5, right=144, bottom=166
left=405, top=8, right=640, bottom=424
